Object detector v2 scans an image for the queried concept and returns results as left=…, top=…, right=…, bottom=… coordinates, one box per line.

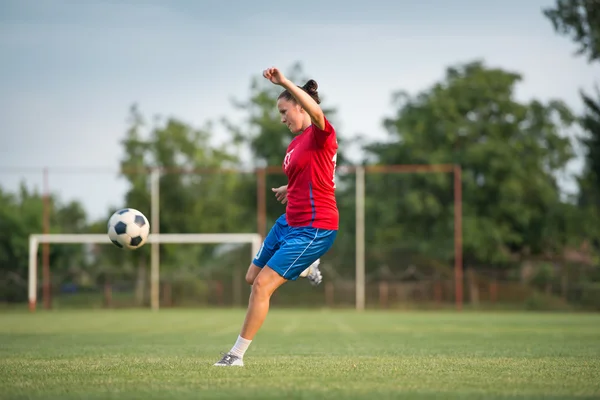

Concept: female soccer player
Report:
left=214, top=67, right=339, bottom=367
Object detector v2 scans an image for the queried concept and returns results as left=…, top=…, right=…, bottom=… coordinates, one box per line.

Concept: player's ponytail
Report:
left=301, top=80, right=321, bottom=104
left=278, top=79, right=321, bottom=105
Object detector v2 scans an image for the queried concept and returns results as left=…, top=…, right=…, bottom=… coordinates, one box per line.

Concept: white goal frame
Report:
left=28, top=233, right=263, bottom=312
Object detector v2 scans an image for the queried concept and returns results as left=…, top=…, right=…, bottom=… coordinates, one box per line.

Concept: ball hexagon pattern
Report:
left=107, top=208, right=150, bottom=250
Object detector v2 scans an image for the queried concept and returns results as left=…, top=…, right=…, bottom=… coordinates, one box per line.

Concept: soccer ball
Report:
left=107, top=208, right=150, bottom=250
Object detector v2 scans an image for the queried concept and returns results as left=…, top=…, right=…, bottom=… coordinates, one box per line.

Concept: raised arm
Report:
left=263, top=67, right=326, bottom=131
left=279, top=80, right=325, bottom=131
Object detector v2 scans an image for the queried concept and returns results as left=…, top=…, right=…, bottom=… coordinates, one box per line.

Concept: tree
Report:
left=543, top=0, right=600, bottom=62
left=576, top=90, right=600, bottom=248
left=580, top=90, right=600, bottom=199
left=363, top=60, right=577, bottom=270
left=544, top=0, right=600, bottom=250
left=544, top=0, right=600, bottom=191
left=104, top=106, right=254, bottom=305
left=0, top=184, right=89, bottom=302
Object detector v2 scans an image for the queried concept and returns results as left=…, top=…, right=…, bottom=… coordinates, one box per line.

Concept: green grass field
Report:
left=1, top=309, right=599, bottom=399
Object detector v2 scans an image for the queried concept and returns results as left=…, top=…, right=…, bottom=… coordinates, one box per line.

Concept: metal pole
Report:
left=42, top=167, right=51, bottom=310
left=150, top=168, right=160, bottom=311
left=454, top=165, right=463, bottom=311
left=355, top=166, right=365, bottom=311
left=28, top=236, right=38, bottom=312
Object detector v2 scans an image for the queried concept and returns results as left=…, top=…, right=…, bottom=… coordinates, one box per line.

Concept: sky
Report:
left=0, top=0, right=598, bottom=220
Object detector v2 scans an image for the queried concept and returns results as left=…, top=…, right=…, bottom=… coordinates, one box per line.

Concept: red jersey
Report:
left=283, top=116, right=339, bottom=230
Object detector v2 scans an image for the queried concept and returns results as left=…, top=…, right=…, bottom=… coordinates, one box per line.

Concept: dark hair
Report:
left=278, top=79, right=321, bottom=104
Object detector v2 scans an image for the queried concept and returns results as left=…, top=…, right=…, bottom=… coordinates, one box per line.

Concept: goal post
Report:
left=28, top=233, right=263, bottom=312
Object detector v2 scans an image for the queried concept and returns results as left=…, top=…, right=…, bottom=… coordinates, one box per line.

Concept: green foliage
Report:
left=579, top=89, right=600, bottom=201
left=544, top=0, right=600, bottom=257
left=364, top=60, right=578, bottom=266
left=543, top=0, right=600, bottom=62
left=0, top=185, right=89, bottom=302
left=99, top=105, right=257, bottom=292
left=574, top=90, right=600, bottom=257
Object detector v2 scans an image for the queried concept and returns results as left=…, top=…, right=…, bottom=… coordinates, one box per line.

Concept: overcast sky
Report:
left=1, top=0, right=598, bottom=220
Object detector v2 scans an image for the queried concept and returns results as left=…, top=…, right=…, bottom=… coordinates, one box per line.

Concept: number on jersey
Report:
left=332, top=152, right=338, bottom=188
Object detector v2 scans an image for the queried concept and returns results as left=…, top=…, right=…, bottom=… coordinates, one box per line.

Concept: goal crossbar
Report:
left=28, top=233, right=263, bottom=312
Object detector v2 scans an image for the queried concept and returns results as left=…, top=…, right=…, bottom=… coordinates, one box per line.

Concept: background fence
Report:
left=1, top=164, right=598, bottom=312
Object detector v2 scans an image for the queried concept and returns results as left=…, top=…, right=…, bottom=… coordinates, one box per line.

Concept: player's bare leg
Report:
left=240, top=266, right=286, bottom=339
left=214, top=266, right=287, bottom=367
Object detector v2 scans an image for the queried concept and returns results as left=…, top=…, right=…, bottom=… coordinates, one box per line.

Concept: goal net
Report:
left=28, top=233, right=263, bottom=311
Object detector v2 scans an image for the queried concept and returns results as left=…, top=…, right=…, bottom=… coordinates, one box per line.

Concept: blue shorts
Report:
left=253, top=214, right=337, bottom=280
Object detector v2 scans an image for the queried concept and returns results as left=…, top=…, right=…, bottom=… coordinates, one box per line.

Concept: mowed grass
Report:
left=0, top=309, right=599, bottom=399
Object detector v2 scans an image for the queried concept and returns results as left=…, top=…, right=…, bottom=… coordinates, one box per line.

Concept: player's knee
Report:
left=252, top=273, right=272, bottom=298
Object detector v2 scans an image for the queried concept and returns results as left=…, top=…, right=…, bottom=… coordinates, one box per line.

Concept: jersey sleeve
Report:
left=312, top=116, right=336, bottom=148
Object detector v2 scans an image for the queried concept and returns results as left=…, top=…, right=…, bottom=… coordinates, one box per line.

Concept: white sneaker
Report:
left=213, top=353, right=244, bottom=367
left=301, top=259, right=323, bottom=286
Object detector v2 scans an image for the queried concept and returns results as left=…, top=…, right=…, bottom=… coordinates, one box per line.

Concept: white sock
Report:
left=229, top=335, right=252, bottom=358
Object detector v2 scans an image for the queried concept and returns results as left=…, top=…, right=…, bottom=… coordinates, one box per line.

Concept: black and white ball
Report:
left=107, top=208, right=150, bottom=250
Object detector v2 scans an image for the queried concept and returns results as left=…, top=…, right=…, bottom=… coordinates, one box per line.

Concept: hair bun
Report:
left=302, top=79, right=318, bottom=93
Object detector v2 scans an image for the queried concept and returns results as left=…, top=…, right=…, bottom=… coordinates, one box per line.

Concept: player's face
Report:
left=277, top=98, right=304, bottom=134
